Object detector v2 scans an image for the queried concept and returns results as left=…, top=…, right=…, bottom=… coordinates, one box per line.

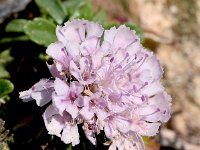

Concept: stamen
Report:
left=76, top=28, right=84, bottom=42
left=134, top=53, right=148, bottom=71
left=136, top=82, right=148, bottom=92
left=61, top=47, right=69, bottom=58
left=141, top=107, right=161, bottom=117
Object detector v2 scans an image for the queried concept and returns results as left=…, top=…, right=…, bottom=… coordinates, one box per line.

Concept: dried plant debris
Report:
left=0, top=118, right=12, bottom=150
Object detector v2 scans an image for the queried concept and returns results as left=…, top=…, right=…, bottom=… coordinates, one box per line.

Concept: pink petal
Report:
left=65, top=42, right=80, bottom=60
left=69, top=60, right=81, bottom=80
left=54, top=78, right=69, bottom=96
left=80, top=106, right=94, bottom=120
left=85, top=134, right=96, bottom=145
left=43, top=105, right=64, bottom=137
left=104, top=26, right=117, bottom=44
left=70, top=81, right=83, bottom=94
left=115, top=117, right=131, bottom=133
left=138, top=121, right=161, bottom=136
left=82, top=122, right=97, bottom=145
left=74, top=95, right=85, bottom=107
left=31, top=90, right=52, bottom=106
left=56, top=25, right=66, bottom=43
left=104, top=122, right=118, bottom=138
left=20, top=79, right=54, bottom=106
left=108, top=142, right=117, bottom=150
left=46, top=42, right=69, bottom=69
left=95, top=108, right=109, bottom=121
left=80, top=37, right=100, bottom=56
left=19, top=89, right=32, bottom=102
left=86, top=21, right=103, bottom=38
left=61, top=125, right=80, bottom=146
left=65, top=102, right=79, bottom=119
left=52, top=94, right=67, bottom=114
left=140, top=54, right=163, bottom=80
left=47, top=62, right=66, bottom=80
left=112, top=25, right=138, bottom=50
left=70, top=57, right=94, bottom=85
left=57, top=20, right=87, bottom=44
left=126, top=41, right=141, bottom=56
left=148, top=92, right=171, bottom=122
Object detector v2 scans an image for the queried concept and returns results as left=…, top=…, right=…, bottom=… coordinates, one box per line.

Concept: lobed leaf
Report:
left=5, top=19, right=28, bottom=32
left=24, top=18, right=57, bottom=47
left=35, top=0, right=66, bottom=24
left=0, top=49, right=13, bottom=65
left=0, top=49, right=13, bottom=78
left=0, top=66, right=9, bottom=78
left=0, top=35, right=29, bottom=43
left=0, top=79, right=14, bottom=98
left=62, top=0, right=85, bottom=17
left=92, top=9, right=108, bottom=27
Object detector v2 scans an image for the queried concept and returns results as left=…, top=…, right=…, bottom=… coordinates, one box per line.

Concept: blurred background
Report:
left=0, top=0, right=200, bottom=150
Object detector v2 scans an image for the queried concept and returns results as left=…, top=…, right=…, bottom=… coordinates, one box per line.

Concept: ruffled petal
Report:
left=57, top=20, right=86, bottom=44
left=19, top=89, right=32, bottom=102
left=141, top=81, right=164, bottom=97
left=65, top=42, right=80, bottom=60
left=70, top=81, right=83, bottom=95
left=52, top=94, right=67, bottom=114
left=104, top=26, right=117, bottom=44
left=138, top=121, right=161, bottom=136
left=86, top=21, right=103, bottom=38
left=80, top=105, right=94, bottom=120
left=80, top=37, right=100, bottom=56
left=112, top=25, right=138, bottom=50
left=47, top=62, right=66, bottom=80
left=115, top=117, right=131, bottom=133
left=147, top=92, right=171, bottom=122
left=54, top=78, right=69, bottom=96
left=31, top=90, right=52, bottom=106
left=19, top=79, right=54, bottom=106
left=46, top=42, right=70, bottom=69
left=104, top=122, right=118, bottom=138
left=140, top=53, right=163, bottom=81
left=43, top=105, right=64, bottom=137
left=61, top=125, right=80, bottom=146
left=65, top=102, right=79, bottom=119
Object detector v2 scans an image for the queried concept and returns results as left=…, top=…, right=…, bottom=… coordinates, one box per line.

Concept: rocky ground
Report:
left=93, top=0, right=200, bottom=149
left=0, top=0, right=31, bottom=23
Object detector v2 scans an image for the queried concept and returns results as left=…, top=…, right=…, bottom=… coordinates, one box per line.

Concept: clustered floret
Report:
left=19, top=20, right=171, bottom=150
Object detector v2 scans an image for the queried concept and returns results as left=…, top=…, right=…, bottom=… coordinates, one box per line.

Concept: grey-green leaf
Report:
left=0, top=66, right=9, bottom=78
left=0, top=49, right=13, bottom=65
left=24, top=18, right=57, bottom=47
left=0, top=35, right=29, bottom=43
left=92, top=9, right=108, bottom=27
left=62, top=0, right=85, bottom=16
left=70, top=2, right=94, bottom=20
left=0, top=79, right=14, bottom=98
left=65, top=144, right=72, bottom=150
left=35, top=0, right=66, bottom=24
left=0, top=49, right=13, bottom=78
left=5, top=19, right=28, bottom=32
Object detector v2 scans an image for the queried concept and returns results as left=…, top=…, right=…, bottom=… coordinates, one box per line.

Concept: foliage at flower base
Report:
left=19, top=20, right=171, bottom=150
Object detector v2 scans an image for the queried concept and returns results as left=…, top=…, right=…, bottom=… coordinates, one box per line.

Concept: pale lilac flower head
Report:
left=19, top=19, right=171, bottom=150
